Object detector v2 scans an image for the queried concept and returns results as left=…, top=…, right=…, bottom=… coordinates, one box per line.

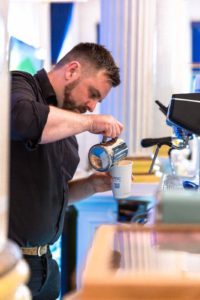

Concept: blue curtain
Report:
left=50, top=3, right=74, bottom=65
left=192, top=22, right=200, bottom=64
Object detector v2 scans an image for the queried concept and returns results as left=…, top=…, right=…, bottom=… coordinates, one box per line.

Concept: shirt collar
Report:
left=34, top=69, right=58, bottom=106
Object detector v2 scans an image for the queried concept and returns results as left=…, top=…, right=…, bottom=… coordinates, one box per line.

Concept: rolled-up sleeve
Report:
left=11, top=76, right=50, bottom=150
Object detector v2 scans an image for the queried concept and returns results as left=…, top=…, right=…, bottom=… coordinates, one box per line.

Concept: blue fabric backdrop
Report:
left=50, top=3, right=74, bottom=65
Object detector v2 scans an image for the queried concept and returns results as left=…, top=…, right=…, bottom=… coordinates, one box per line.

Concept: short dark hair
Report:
left=55, top=43, right=120, bottom=87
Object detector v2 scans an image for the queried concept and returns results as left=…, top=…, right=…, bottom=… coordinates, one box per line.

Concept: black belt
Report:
left=21, top=245, right=48, bottom=256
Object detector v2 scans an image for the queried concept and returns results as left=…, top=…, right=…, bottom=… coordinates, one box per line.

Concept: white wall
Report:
left=187, top=0, right=200, bottom=20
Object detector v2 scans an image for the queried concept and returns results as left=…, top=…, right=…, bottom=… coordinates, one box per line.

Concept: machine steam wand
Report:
left=141, top=136, right=190, bottom=174
left=141, top=99, right=193, bottom=174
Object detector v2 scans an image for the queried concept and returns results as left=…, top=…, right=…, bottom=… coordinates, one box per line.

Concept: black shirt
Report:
left=8, top=69, right=80, bottom=247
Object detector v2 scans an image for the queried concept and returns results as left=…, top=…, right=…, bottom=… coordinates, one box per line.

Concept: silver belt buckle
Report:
left=37, top=246, right=43, bottom=256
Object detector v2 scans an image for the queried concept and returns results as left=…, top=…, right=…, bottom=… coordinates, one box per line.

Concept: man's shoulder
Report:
left=11, top=70, right=40, bottom=95
left=11, top=70, right=34, bottom=81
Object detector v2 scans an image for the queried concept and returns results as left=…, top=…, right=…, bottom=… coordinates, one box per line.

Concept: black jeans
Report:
left=24, top=250, right=60, bottom=300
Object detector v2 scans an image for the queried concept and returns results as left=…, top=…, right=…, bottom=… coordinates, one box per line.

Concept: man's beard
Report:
left=62, top=79, right=87, bottom=114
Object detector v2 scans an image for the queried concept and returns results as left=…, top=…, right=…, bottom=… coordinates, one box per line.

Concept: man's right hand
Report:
left=87, top=114, right=124, bottom=139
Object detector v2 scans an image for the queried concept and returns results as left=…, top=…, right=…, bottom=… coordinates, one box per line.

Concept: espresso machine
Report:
left=141, top=93, right=200, bottom=188
left=166, top=93, right=200, bottom=136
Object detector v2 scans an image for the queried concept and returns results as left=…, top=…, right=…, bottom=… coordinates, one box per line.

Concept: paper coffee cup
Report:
left=110, top=160, right=133, bottom=199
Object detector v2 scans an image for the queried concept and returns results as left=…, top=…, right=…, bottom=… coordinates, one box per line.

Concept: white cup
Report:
left=110, top=160, right=133, bottom=199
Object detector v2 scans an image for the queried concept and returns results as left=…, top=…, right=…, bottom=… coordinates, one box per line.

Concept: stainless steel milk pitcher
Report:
left=88, top=137, right=128, bottom=172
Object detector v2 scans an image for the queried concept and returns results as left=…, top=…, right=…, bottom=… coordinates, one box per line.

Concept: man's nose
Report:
left=87, top=101, right=97, bottom=112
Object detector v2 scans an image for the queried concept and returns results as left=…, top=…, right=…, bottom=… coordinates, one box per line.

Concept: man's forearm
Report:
left=40, top=106, right=124, bottom=144
left=40, top=106, right=91, bottom=143
left=68, top=177, right=95, bottom=204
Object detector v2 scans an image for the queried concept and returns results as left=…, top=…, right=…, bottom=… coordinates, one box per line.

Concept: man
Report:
left=9, top=42, right=123, bottom=299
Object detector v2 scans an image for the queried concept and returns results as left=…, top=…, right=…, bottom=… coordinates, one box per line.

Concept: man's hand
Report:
left=68, top=172, right=112, bottom=204
left=88, top=172, right=112, bottom=193
left=88, top=114, right=123, bottom=139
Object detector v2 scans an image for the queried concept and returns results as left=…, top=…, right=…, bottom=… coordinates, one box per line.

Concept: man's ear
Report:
left=64, top=61, right=80, bottom=81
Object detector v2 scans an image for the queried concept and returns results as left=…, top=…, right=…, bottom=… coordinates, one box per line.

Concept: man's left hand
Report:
left=89, top=172, right=112, bottom=193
